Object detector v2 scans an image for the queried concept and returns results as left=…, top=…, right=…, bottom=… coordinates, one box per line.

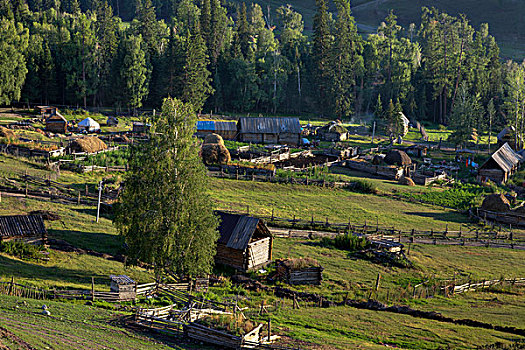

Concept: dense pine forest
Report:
left=1, top=0, right=525, bottom=141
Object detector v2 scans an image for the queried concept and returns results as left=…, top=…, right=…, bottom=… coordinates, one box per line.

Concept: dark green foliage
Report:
left=0, top=240, right=46, bottom=260
left=321, top=234, right=369, bottom=252
left=348, top=179, right=377, bottom=194
left=114, top=97, right=219, bottom=279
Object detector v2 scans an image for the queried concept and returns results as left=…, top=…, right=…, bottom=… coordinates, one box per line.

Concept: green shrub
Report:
left=349, top=180, right=377, bottom=194
left=0, top=240, right=46, bottom=260
left=321, top=234, right=369, bottom=251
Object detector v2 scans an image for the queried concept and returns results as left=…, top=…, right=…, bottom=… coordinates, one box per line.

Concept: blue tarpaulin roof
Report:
left=197, top=120, right=216, bottom=131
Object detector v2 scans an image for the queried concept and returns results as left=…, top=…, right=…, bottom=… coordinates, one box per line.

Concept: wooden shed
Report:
left=215, top=211, right=273, bottom=272
left=45, top=112, right=68, bottom=134
left=238, top=117, right=302, bottom=146
left=132, top=122, right=151, bottom=134
left=36, top=106, right=57, bottom=118
left=0, top=215, right=47, bottom=242
left=478, top=143, right=522, bottom=184
left=196, top=120, right=238, bottom=140
left=276, top=258, right=323, bottom=285
left=110, top=275, right=136, bottom=301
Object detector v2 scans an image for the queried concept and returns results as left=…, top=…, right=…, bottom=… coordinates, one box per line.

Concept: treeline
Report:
left=1, top=0, right=525, bottom=143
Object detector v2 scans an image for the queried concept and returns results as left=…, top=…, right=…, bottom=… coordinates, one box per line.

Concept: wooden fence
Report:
left=218, top=208, right=524, bottom=246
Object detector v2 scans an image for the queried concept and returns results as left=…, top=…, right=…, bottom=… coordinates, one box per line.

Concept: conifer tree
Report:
left=0, top=18, right=29, bottom=105
left=313, top=0, right=331, bottom=114
left=120, top=34, right=149, bottom=114
left=115, top=97, right=219, bottom=279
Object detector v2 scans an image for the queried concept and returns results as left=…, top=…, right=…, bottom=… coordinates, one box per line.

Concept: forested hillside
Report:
left=1, top=0, right=525, bottom=145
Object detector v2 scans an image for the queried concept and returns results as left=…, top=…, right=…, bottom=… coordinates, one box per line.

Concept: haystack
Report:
left=70, top=136, right=107, bottom=153
left=398, top=176, right=415, bottom=186
left=384, top=150, right=412, bottom=166
left=0, top=126, right=16, bottom=140
left=201, top=133, right=231, bottom=165
left=480, top=193, right=511, bottom=213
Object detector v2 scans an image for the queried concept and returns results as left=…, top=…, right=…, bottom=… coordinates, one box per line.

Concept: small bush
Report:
left=0, top=241, right=46, bottom=260
left=348, top=180, right=378, bottom=194
left=321, top=234, right=369, bottom=251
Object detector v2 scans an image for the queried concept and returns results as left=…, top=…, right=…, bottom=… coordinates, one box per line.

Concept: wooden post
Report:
left=375, top=273, right=381, bottom=292
left=91, top=277, right=95, bottom=301
left=267, top=318, right=271, bottom=342
left=246, top=205, right=249, bottom=215
left=85, top=184, right=88, bottom=196
left=96, top=181, right=103, bottom=223
left=77, top=191, right=81, bottom=205
left=8, top=276, right=14, bottom=296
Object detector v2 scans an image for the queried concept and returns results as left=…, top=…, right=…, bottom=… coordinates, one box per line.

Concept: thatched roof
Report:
left=384, top=150, right=412, bottom=166
left=239, top=117, right=301, bottom=134
left=70, top=137, right=107, bottom=153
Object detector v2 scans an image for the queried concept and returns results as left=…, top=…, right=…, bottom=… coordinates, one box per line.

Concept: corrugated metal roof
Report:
left=0, top=215, right=47, bottom=238
left=109, top=275, right=135, bottom=285
left=485, top=143, right=522, bottom=173
left=216, top=211, right=262, bottom=250
left=196, top=121, right=237, bottom=132
left=239, top=117, right=301, bottom=134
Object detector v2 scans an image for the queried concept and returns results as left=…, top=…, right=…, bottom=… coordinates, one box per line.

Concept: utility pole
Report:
left=371, top=121, right=376, bottom=145
left=96, top=180, right=103, bottom=223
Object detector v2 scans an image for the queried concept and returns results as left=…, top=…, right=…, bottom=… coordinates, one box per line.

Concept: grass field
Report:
left=0, top=295, right=211, bottom=350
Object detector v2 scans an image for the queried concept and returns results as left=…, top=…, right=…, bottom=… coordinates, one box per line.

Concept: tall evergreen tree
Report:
left=0, top=18, right=29, bottom=105
left=119, top=34, right=149, bottom=113
left=114, top=97, right=219, bottom=279
left=312, top=0, right=331, bottom=114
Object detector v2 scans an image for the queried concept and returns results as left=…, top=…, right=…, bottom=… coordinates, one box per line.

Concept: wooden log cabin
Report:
left=276, top=258, right=323, bottom=285
left=0, top=215, right=47, bottom=242
left=477, top=143, right=522, bottom=184
left=215, top=211, right=273, bottom=272
left=238, top=117, right=302, bottom=146
left=42, top=107, right=68, bottom=134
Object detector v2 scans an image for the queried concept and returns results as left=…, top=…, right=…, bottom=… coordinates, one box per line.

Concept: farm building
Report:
left=238, top=117, right=302, bottom=146
left=78, top=117, right=101, bottom=133
left=110, top=275, right=136, bottom=301
left=215, top=211, right=273, bottom=272
left=132, top=122, right=151, bottom=134
left=0, top=215, right=47, bottom=242
left=497, top=126, right=522, bottom=150
left=45, top=111, right=68, bottom=134
left=196, top=120, right=238, bottom=140
left=276, top=258, right=323, bottom=285
left=317, top=121, right=348, bottom=141
left=36, top=106, right=58, bottom=119
left=478, top=143, right=522, bottom=184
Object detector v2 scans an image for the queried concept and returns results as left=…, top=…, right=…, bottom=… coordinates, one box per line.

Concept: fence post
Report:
left=8, top=276, right=14, bottom=296
left=77, top=191, right=81, bottom=205
left=267, top=318, right=271, bottom=342
left=91, top=277, right=95, bottom=302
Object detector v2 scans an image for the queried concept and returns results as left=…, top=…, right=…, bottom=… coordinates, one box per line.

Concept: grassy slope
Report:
left=208, top=177, right=469, bottom=231
left=0, top=295, right=200, bottom=350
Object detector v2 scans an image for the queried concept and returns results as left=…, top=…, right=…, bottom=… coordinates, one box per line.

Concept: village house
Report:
left=42, top=107, right=68, bottom=134
left=132, top=122, right=151, bottom=134
left=215, top=211, right=273, bottom=272
left=0, top=215, right=47, bottom=242
left=196, top=120, right=238, bottom=140
left=478, top=143, right=522, bottom=184
left=238, top=117, right=302, bottom=146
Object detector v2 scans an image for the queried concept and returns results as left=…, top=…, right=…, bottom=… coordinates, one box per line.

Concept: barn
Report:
left=238, top=117, right=302, bottom=146
left=196, top=120, right=237, bottom=140
left=478, top=143, right=522, bottom=184
left=0, top=215, right=47, bottom=242
left=45, top=111, right=68, bottom=134
left=215, top=211, right=273, bottom=272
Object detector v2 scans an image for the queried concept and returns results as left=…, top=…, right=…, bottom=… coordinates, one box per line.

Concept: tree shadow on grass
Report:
left=404, top=211, right=471, bottom=225
left=48, top=228, right=124, bottom=256
left=0, top=254, right=109, bottom=287
left=71, top=207, right=113, bottom=221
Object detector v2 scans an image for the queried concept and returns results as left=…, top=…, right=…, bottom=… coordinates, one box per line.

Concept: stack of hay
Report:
left=70, top=136, right=107, bottom=153
left=480, top=193, right=511, bottom=213
left=0, top=126, right=16, bottom=141
left=201, top=133, right=231, bottom=165
left=384, top=150, right=412, bottom=166
left=398, top=176, right=415, bottom=186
